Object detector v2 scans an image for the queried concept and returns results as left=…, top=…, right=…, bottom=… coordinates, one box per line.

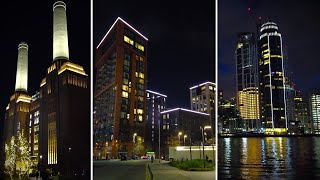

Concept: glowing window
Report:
left=122, top=91, right=129, bottom=98
left=135, top=43, right=145, bottom=51
left=139, top=73, right=145, bottom=79
left=137, top=109, right=143, bottom=114
left=124, top=36, right=134, bottom=45
left=122, top=85, right=129, bottom=91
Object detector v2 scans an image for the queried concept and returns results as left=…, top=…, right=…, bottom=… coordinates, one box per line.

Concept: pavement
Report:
left=148, top=160, right=216, bottom=180
left=93, top=159, right=149, bottom=180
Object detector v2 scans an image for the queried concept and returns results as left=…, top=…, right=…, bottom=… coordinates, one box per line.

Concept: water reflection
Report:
left=219, top=137, right=320, bottom=179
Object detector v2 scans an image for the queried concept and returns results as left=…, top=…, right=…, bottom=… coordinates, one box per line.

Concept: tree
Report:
left=5, top=130, right=33, bottom=179
left=5, top=136, right=16, bottom=180
left=134, top=136, right=144, bottom=155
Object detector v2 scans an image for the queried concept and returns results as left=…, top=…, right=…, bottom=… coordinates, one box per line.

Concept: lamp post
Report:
left=183, top=135, right=187, bottom=146
left=39, top=155, right=43, bottom=179
left=201, top=126, right=212, bottom=168
left=158, top=119, right=161, bottom=163
left=69, top=147, right=72, bottom=176
left=133, top=133, right=137, bottom=157
left=178, top=132, right=182, bottom=145
left=189, top=137, right=192, bottom=160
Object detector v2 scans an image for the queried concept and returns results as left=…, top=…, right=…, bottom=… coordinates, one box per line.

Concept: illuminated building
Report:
left=146, top=90, right=166, bottom=158
left=94, top=17, right=148, bottom=159
left=160, top=108, right=211, bottom=157
left=258, top=21, right=287, bottom=135
left=38, top=1, right=89, bottom=175
left=283, top=46, right=296, bottom=126
left=3, top=1, right=89, bottom=175
left=190, top=82, right=215, bottom=135
left=4, top=42, right=31, bottom=144
left=218, top=98, right=242, bottom=134
left=235, top=32, right=260, bottom=131
left=288, top=90, right=310, bottom=134
left=310, top=93, right=320, bottom=134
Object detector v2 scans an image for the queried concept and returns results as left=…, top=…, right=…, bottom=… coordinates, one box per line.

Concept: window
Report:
left=135, top=42, right=145, bottom=52
left=124, top=36, right=134, bottom=45
left=122, top=85, right=129, bottom=91
left=139, top=73, right=145, bottom=79
left=122, top=91, right=129, bottom=98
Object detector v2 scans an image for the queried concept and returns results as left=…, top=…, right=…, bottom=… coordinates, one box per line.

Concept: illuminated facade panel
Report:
left=311, top=93, right=320, bottom=134
left=48, top=113, right=57, bottom=164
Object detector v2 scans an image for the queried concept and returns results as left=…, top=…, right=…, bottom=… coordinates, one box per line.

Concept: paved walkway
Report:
left=149, top=160, right=215, bottom=180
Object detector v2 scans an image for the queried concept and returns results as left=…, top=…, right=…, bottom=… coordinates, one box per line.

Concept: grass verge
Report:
left=169, top=159, right=214, bottom=171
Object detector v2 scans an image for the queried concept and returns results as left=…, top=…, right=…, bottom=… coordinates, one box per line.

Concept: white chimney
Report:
left=15, top=42, right=28, bottom=92
left=53, top=1, right=69, bottom=61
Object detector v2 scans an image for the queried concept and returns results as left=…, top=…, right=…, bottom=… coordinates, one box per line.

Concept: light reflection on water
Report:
left=218, top=137, right=320, bottom=179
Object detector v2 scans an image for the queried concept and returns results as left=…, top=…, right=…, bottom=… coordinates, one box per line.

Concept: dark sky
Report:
left=219, top=0, right=320, bottom=100
left=94, top=0, right=215, bottom=109
left=0, top=0, right=90, bottom=144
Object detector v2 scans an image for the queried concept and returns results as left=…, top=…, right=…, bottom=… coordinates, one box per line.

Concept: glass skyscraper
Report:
left=235, top=32, right=260, bottom=131
left=258, top=21, right=287, bottom=134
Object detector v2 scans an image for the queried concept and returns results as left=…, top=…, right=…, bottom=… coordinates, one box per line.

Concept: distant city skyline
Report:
left=219, top=0, right=320, bottom=100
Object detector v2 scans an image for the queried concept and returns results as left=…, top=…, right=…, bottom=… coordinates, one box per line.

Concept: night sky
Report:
left=94, top=0, right=215, bottom=109
left=219, top=0, right=320, bottom=100
left=0, top=0, right=90, bottom=145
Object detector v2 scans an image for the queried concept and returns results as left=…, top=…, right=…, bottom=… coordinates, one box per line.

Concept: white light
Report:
left=97, top=17, right=148, bottom=49
left=189, top=81, right=215, bottom=90
left=146, top=90, right=167, bottom=97
left=160, top=108, right=210, bottom=116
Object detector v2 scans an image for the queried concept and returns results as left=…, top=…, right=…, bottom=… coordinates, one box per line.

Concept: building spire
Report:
left=53, top=1, right=69, bottom=61
left=15, top=42, right=28, bottom=92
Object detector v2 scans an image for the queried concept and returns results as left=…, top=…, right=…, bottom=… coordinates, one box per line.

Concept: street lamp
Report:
left=183, top=135, right=187, bottom=146
left=201, top=126, right=211, bottom=168
left=178, top=132, right=182, bottom=145
left=39, top=155, right=43, bottom=178
left=69, top=147, right=72, bottom=176
left=133, top=133, right=137, bottom=157
left=158, top=119, right=161, bottom=163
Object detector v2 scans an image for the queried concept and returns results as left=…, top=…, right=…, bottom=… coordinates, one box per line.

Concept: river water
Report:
left=218, top=137, right=320, bottom=179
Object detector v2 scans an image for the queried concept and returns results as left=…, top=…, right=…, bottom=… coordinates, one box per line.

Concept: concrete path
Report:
left=149, top=160, right=215, bottom=180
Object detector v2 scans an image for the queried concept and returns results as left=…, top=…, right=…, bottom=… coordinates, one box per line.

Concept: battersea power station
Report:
left=2, top=1, right=90, bottom=176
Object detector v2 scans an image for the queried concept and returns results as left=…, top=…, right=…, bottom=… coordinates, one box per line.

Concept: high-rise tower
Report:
left=94, top=17, right=148, bottom=159
left=258, top=21, right=287, bottom=134
left=235, top=32, right=260, bottom=131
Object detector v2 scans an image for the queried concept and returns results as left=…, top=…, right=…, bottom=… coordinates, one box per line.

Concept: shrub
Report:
left=169, top=159, right=214, bottom=171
